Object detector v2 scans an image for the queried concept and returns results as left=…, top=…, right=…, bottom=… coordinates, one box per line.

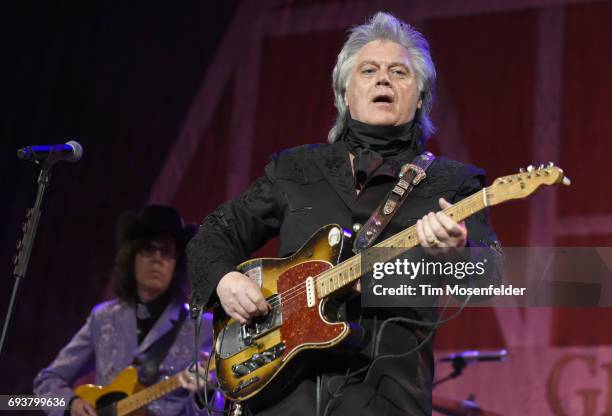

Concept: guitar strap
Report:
left=135, top=305, right=188, bottom=385
left=353, top=151, right=436, bottom=253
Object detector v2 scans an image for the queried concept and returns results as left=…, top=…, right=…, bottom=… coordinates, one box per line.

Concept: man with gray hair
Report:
left=189, top=11, right=499, bottom=415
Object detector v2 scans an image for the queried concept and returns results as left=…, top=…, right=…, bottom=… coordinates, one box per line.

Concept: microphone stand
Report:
left=0, top=159, right=55, bottom=362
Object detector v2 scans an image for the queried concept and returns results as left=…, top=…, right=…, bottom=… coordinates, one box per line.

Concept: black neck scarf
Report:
left=342, top=116, right=423, bottom=186
left=135, top=289, right=172, bottom=344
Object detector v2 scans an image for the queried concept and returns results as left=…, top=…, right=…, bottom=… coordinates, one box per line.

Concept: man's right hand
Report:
left=216, top=271, right=269, bottom=324
left=70, top=398, right=97, bottom=416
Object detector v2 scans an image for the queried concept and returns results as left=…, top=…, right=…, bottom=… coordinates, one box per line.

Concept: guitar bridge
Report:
left=216, top=294, right=282, bottom=359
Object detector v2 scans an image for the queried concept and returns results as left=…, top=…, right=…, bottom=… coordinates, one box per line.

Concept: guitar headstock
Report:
left=486, top=162, right=570, bottom=206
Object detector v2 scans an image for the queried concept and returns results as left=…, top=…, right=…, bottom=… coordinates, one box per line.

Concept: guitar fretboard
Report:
left=315, top=188, right=490, bottom=298
left=116, top=374, right=181, bottom=415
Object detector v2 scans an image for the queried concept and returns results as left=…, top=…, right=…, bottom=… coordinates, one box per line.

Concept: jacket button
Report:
left=352, top=223, right=361, bottom=232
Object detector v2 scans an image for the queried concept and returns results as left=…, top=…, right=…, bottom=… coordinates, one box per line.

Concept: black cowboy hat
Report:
left=116, top=205, right=196, bottom=248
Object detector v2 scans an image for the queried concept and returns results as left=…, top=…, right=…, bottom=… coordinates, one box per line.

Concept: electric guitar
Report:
left=212, top=164, right=570, bottom=403
left=74, top=361, right=217, bottom=416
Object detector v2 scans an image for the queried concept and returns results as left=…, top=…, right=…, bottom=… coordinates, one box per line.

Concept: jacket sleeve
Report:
left=33, top=312, right=96, bottom=415
left=187, top=162, right=284, bottom=308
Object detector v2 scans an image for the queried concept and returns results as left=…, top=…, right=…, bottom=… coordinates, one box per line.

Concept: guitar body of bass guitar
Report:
left=74, top=366, right=145, bottom=416
left=213, top=224, right=352, bottom=402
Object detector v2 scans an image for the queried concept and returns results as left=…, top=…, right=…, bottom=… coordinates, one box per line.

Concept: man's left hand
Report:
left=416, top=198, right=467, bottom=248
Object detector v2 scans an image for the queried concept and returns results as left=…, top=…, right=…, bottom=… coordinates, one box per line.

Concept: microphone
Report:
left=433, top=349, right=508, bottom=388
left=440, top=349, right=508, bottom=364
left=17, top=140, right=83, bottom=163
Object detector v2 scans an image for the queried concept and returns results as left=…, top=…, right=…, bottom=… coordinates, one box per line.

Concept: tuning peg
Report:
left=527, top=165, right=534, bottom=172
left=536, top=164, right=543, bottom=176
left=519, top=167, right=525, bottom=173
left=562, top=176, right=571, bottom=186
left=548, top=161, right=555, bottom=168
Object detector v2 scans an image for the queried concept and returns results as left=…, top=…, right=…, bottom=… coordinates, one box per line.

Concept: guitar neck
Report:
left=115, top=374, right=182, bottom=416
left=315, top=188, right=490, bottom=298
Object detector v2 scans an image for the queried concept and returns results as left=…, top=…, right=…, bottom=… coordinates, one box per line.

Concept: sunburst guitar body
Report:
left=213, top=224, right=352, bottom=401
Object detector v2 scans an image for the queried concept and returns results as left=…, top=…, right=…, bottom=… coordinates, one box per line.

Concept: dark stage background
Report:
left=1, top=1, right=611, bottom=414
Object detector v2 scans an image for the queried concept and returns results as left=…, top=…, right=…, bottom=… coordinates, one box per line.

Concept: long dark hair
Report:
left=112, top=237, right=189, bottom=302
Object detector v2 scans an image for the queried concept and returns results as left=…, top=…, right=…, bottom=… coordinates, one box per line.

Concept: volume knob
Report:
left=252, top=353, right=267, bottom=365
left=232, top=364, right=250, bottom=377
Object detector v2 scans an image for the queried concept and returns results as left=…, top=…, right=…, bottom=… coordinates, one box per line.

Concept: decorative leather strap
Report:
left=353, top=151, right=436, bottom=253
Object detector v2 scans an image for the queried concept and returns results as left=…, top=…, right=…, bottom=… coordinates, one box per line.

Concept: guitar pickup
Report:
left=231, top=342, right=286, bottom=377
left=306, top=276, right=316, bottom=307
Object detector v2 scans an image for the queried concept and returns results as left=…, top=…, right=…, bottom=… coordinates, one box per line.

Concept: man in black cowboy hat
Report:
left=34, top=205, right=218, bottom=416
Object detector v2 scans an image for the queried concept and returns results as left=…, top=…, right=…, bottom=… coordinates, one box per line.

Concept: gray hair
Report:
left=328, top=12, right=436, bottom=143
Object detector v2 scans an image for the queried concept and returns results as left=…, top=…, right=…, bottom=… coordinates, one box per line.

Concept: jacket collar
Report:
left=312, top=141, right=422, bottom=207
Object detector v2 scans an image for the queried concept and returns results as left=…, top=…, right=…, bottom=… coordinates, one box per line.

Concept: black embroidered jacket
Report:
left=186, top=140, right=501, bottom=415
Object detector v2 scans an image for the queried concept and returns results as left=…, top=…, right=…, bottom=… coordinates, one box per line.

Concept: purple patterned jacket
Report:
left=33, top=298, right=220, bottom=415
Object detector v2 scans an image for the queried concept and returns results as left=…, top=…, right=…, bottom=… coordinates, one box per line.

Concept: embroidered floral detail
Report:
left=169, top=343, right=190, bottom=358
left=316, top=143, right=356, bottom=200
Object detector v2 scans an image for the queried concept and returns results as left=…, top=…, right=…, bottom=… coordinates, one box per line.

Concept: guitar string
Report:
left=119, top=372, right=179, bottom=412
left=267, top=183, right=522, bottom=311
left=263, top=182, right=536, bottom=311
left=254, top=173, right=549, bottom=312
left=259, top=189, right=493, bottom=312
left=234, top=174, right=546, bottom=316
left=265, top=193, right=484, bottom=311
left=263, top=189, right=491, bottom=310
